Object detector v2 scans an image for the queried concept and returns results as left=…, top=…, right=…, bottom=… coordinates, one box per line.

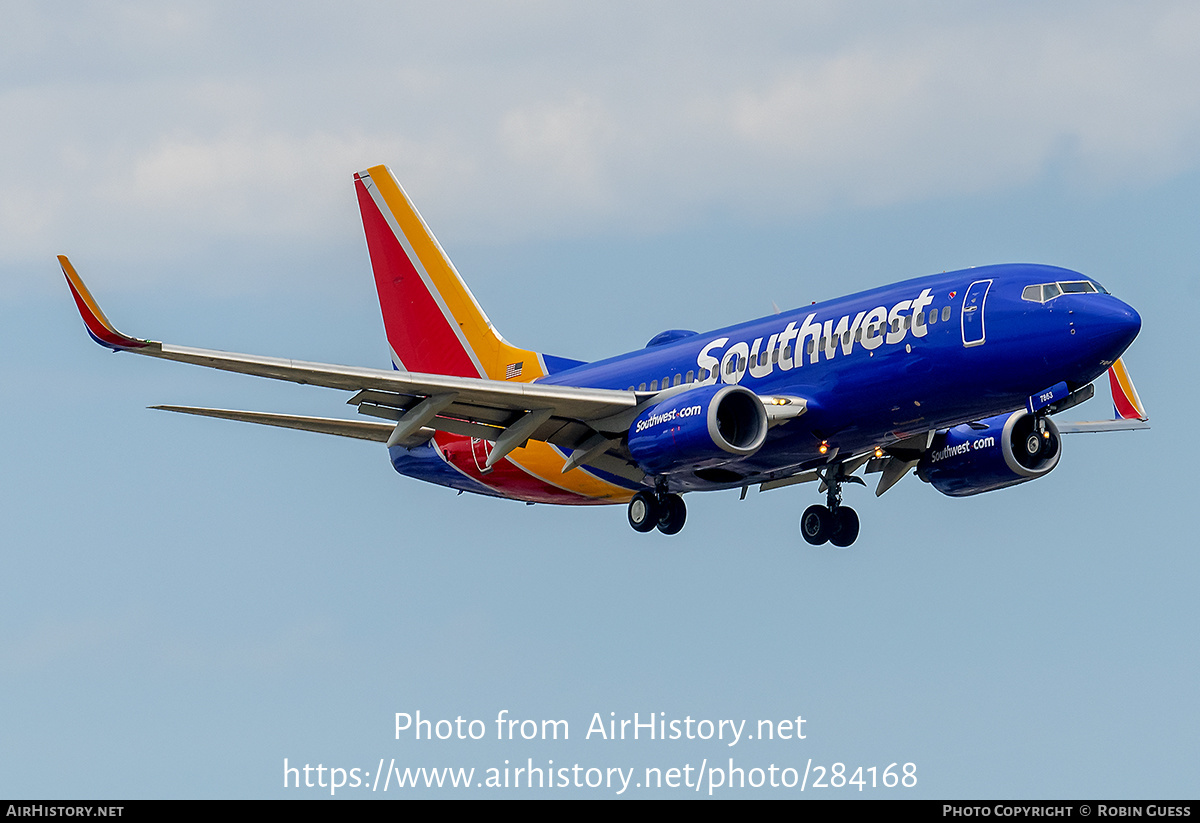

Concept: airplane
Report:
left=61, top=164, right=1149, bottom=547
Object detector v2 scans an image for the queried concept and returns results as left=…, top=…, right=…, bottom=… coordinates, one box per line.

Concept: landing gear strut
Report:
left=800, top=464, right=862, bottom=547
left=627, top=481, right=687, bottom=535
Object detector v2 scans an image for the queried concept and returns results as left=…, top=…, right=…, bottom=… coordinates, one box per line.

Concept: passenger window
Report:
left=942, top=306, right=951, bottom=322
left=673, top=374, right=682, bottom=387
left=638, top=382, right=646, bottom=391
left=928, top=308, right=937, bottom=324
left=649, top=380, right=658, bottom=390
left=855, top=328, right=863, bottom=340
left=686, top=370, right=695, bottom=383
left=772, top=348, right=779, bottom=363
left=806, top=340, right=814, bottom=355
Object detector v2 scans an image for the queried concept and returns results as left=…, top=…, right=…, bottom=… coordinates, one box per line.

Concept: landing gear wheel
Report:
left=657, top=494, right=687, bottom=535
left=828, top=506, right=860, bottom=548
left=628, top=491, right=661, bottom=533
left=801, top=504, right=832, bottom=545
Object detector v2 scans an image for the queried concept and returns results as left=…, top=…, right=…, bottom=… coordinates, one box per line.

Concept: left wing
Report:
left=61, top=256, right=647, bottom=472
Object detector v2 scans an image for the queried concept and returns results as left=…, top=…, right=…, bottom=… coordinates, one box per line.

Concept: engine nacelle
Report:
left=917, top=410, right=1061, bottom=497
left=627, top=384, right=768, bottom=474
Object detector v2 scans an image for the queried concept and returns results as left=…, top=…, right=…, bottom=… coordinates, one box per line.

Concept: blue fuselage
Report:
left=540, top=263, right=1141, bottom=491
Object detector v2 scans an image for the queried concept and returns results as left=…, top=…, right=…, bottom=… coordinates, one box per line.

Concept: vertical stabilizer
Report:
left=354, top=166, right=544, bottom=381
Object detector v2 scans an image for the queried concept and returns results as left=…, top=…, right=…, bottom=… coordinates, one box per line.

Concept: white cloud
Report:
left=3, top=1, right=1200, bottom=286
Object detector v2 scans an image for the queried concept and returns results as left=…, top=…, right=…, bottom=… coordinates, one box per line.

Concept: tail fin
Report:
left=354, top=165, right=547, bottom=381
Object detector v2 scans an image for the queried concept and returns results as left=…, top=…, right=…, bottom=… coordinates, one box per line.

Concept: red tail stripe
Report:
left=356, top=179, right=480, bottom=377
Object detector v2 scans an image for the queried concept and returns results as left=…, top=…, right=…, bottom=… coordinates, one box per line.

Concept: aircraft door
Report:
left=961, top=279, right=992, bottom=348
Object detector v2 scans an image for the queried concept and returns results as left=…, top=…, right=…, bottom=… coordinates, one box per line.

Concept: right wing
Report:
left=1057, top=358, right=1150, bottom=433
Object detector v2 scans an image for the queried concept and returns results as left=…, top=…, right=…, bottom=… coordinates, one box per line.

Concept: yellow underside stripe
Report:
left=508, top=441, right=635, bottom=502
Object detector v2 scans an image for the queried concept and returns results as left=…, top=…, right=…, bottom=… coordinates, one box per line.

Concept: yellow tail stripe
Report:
left=366, top=166, right=544, bottom=382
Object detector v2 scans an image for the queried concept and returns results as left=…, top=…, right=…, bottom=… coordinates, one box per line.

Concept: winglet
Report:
left=1108, top=357, right=1147, bottom=422
left=1057, top=357, right=1150, bottom=433
left=59, top=255, right=152, bottom=351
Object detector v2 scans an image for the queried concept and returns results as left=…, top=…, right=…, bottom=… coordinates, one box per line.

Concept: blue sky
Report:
left=1, top=1, right=1195, bottom=798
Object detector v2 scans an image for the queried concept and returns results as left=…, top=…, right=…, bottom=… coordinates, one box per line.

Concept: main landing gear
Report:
left=627, top=485, right=687, bottom=535
left=801, top=464, right=863, bottom=548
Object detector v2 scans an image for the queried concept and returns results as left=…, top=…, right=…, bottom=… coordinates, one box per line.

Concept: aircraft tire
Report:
left=657, top=494, right=687, bottom=535
left=800, top=505, right=832, bottom=545
left=828, top=507, right=860, bottom=548
left=628, top=491, right=662, bottom=533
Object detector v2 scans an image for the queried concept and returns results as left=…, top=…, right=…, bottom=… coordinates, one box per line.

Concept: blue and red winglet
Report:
left=59, top=255, right=152, bottom=351
left=1108, top=357, right=1148, bottom=422
left=1057, top=356, right=1149, bottom=433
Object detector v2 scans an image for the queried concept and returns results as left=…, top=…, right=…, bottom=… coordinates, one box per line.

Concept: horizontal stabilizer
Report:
left=151, top=406, right=395, bottom=442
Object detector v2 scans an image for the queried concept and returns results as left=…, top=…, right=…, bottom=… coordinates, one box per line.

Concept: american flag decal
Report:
left=505, top=361, right=524, bottom=379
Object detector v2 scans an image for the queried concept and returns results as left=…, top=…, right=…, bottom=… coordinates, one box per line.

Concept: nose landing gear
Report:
left=801, top=464, right=863, bottom=547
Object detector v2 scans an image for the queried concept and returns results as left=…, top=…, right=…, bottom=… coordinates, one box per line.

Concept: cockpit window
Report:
left=1021, top=280, right=1100, bottom=303
left=1059, top=281, right=1097, bottom=294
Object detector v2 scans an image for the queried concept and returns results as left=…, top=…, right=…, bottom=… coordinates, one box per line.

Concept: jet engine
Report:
left=917, top=410, right=1061, bottom=497
left=627, top=384, right=768, bottom=474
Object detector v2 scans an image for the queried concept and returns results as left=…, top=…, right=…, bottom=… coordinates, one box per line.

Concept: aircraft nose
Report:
left=1086, top=295, right=1141, bottom=360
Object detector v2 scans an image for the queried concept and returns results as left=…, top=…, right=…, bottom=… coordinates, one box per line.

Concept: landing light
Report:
left=874, top=446, right=884, bottom=459
left=819, top=441, right=829, bottom=455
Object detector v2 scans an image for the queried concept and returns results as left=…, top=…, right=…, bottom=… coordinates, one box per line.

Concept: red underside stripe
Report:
left=434, top=433, right=587, bottom=503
